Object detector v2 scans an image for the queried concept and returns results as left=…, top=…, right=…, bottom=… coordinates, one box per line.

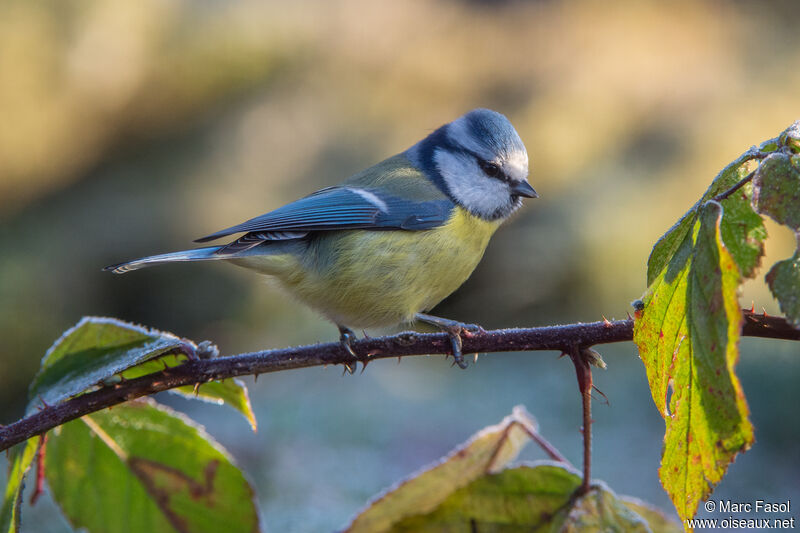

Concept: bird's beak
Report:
left=511, top=180, right=538, bottom=198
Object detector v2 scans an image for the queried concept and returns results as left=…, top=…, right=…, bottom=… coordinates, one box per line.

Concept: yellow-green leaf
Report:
left=369, top=464, right=681, bottom=533
left=28, top=317, right=192, bottom=412
left=122, top=354, right=257, bottom=431
left=29, top=317, right=256, bottom=430
left=385, top=464, right=581, bottom=533
left=647, top=148, right=766, bottom=285
left=621, top=497, right=684, bottom=533
left=551, top=482, right=660, bottom=533
left=45, top=399, right=260, bottom=533
left=634, top=201, right=753, bottom=522
left=345, top=406, right=537, bottom=533
left=0, top=439, right=39, bottom=533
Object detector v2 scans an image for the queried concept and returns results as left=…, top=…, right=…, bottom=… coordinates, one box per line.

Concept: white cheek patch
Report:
left=434, top=148, right=510, bottom=218
left=347, top=187, right=389, bottom=213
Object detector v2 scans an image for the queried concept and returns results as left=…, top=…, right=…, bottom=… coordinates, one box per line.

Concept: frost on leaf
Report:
left=634, top=202, right=753, bottom=521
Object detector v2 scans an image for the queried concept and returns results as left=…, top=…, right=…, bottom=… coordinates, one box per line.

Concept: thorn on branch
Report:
left=36, top=396, right=51, bottom=411
left=591, top=385, right=610, bottom=406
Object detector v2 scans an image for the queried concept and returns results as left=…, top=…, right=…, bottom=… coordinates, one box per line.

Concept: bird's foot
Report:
left=414, top=313, right=484, bottom=369
left=338, top=325, right=359, bottom=374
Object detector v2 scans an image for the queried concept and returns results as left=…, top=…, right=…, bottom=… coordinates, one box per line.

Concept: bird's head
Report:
left=409, top=108, right=536, bottom=221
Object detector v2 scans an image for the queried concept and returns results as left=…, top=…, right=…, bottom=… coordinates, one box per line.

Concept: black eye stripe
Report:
left=477, top=158, right=507, bottom=181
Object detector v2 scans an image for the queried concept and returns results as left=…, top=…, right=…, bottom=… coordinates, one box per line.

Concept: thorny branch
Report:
left=0, top=310, right=798, bottom=453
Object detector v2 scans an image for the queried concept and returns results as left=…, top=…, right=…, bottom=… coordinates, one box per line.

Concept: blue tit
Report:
left=106, top=108, right=537, bottom=368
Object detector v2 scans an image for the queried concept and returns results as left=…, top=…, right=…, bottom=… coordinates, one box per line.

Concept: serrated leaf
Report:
left=28, top=317, right=193, bottom=412
left=0, top=439, right=39, bottom=533
left=45, top=399, right=260, bottom=533
left=345, top=406, right=537, bottom=533
left=766, top=249, right=800, bottom=328
left=647, top=149, right=766, bottom=285
left=753, top=152, right=800, bottom=230
left=122, top=354, right=257, bottom=431
left=634, top=201, right=753, bottom=521
left=371, top=464, right=681, bottom=533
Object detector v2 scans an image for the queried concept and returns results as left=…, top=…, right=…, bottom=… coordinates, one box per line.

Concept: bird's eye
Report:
left=479, top=160, right=504, bottom=180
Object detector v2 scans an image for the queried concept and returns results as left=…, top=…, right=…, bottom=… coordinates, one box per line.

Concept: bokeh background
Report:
left=1, top=0, right=799, bottom=531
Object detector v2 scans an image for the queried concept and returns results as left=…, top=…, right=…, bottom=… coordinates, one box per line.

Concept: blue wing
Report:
left=195, top=186, right=454, bottom=254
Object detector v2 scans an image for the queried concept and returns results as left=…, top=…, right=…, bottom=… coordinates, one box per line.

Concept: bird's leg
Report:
left=414, top=313, right=484, bottom=369
left=337, top=325, right=358, bottom=374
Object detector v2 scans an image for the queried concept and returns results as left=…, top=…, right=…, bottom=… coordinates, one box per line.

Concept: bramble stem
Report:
left=0, top=310, right=797, bottom=452
left=568, top=346, right=593, bottom=494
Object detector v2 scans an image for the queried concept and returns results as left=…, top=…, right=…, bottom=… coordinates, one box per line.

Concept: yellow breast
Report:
left=279, top=207, right=502, bottom=328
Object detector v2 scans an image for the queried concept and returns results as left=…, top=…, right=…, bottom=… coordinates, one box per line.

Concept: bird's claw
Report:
left=414, top=313, right=480, bottom=370
left=338, top=326, right=359, bottom=374
left=444, top=325, right=471, bottom=369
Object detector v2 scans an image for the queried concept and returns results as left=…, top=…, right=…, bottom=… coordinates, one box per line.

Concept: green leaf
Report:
left=621, top=497, right=684, bottom=533
left=778, top=120, right=800, bottom=154
left=634, top=201, right=753, bottom=521
left=384, top=464, right=581, bottom=532
left=647, top=210, right=696, bottom=287
left=122, top=354, right=257, bottom=431
left=753, top=152, right=800, bottom=230
left=369, top=464, right=681, bottom=533
left=646, top=149, right=766, bottom=285
left=751, top=123, right=800, bottom=330
left=550, top=481, right=674, bottom=533
left=345, top=406, right=538, bottom=533
left=28, top=317, right=256, bottom=429
left=766, top=249, right=800, bottom=328
left=28, top=317, right=192, bottom=412
left=45, top=399, right=260, bottom=533
left=0, top=439, right=39, bottom=533
left=347, top=410, right=679, bottom=533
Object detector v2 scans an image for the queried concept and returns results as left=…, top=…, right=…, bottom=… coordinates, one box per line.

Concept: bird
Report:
left=105, top=108, right=537, bottom=368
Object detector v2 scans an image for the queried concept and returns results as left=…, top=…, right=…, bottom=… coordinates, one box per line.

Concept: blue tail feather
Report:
left=103, top=246, right=225, bottom=274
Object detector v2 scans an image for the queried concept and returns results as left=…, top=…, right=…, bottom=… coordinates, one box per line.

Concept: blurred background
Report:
left=1, top=0, right=799, bottom=530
